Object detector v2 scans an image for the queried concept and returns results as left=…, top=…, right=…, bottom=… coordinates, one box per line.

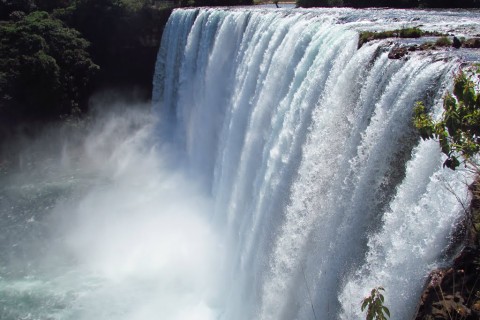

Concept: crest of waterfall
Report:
left=153, top=7, right=476, bottom=320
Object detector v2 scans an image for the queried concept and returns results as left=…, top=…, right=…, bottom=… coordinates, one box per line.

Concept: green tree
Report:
left=413, top=67, right=480, bottom=170
left=0, top=11, right=98, bottom=120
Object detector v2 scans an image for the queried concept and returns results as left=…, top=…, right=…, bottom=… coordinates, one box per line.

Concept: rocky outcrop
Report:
left=388, top=46, right=409, bottom=59
left=464, top=38, right=480, bottom=48
left=359, top=30, right=480, bottom=61
left=415, top=248, right=480, bottom=320
left=415, top=179, right=480, bottom=320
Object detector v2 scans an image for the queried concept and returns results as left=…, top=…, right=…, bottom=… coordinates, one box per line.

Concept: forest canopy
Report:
left=0, top=10, right=98, bottom=120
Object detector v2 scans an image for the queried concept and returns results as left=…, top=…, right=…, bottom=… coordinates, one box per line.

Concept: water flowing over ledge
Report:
left=153, top=7, right=478, bottom=320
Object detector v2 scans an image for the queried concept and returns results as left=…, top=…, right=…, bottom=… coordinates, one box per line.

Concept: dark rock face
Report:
left=415, top=180, right=480, bottom=320
left=453, top=36, right=462, bottom=49
left=464, top=38, right=480, bottom=48
left=415, top=248, right=480, bottom=320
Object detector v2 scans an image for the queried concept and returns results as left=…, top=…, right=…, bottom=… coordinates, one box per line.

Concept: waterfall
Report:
left=1, top=6, right=478, bottom=320
left=153, top=7, right=475, bottom=320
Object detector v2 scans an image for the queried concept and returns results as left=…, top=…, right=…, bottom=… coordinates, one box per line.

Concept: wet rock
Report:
left=464, top=38, right=480, bottom=48
left=414, top=252, right=480, bottom=320
left=453, top=36, right=462, bottom=49
left=419, top=42, right=436, bottom=51
left=388, top=46, right=408, bottom=59
left=414, top=179, right=480, bottom=320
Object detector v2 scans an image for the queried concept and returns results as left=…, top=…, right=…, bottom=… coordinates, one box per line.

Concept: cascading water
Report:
left=1, top=6, right=479, bottom=320
left=153, top=7, right=479, bottom=320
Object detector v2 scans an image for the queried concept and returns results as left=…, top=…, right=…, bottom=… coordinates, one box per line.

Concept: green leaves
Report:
left=0, top=10, right=98, bottom=119
left=413, top=68, right=480, bottom=170
left=413, top=102, right=435, bottom=140
left=361, top=287, right=391, bottom=320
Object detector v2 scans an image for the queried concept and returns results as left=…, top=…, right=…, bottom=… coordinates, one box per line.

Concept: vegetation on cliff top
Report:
left=358, top=27, right=424, bottom=47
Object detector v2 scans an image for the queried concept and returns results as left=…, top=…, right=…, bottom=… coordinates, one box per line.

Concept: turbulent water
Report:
left=1, top=7, right=480, bottom=320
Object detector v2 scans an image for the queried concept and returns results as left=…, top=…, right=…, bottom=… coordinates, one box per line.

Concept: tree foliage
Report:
left=0, top=0, right=172, bottom=122
left=413, top=67, right=480, bottom=170
left=0, top=11, right=98, bottom=120
left=361, top=287, right=391, bottom=320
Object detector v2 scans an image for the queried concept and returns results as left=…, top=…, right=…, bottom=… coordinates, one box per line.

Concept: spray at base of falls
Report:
left=0, top=105, right=223, bottom=320
left=153, top=7, right=478, bottom=320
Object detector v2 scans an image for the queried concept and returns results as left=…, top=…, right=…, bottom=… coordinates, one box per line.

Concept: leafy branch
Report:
left=413, top=67, right=480, bottom=171
left=361, top=287, right=391, bottom=320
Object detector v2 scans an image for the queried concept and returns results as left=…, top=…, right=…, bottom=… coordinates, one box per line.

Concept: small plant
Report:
left=361, top=287, right=391, bottom=320
left=436, top=36, right=453, bottom=47
left=399, top=27, right=423, bottom=38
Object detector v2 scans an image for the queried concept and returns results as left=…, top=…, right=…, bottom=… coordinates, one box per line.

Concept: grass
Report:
left=358, top=27, right=423, bottom=47
left=435, top=36, right=452, bottom=47
left=357, top=27, right=453, bottom=48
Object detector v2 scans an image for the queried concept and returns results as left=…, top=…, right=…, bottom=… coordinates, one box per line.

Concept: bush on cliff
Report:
left=413, top=67, right=480, bottom=170
left=0, top=11, right=98, bottom=120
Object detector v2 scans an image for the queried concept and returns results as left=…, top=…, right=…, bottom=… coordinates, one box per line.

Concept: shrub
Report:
left=413, top=67, right=480, bottom=170
left=435, top=36, right=452, bottom=47
left=399, top=27, right=423, bottom=38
